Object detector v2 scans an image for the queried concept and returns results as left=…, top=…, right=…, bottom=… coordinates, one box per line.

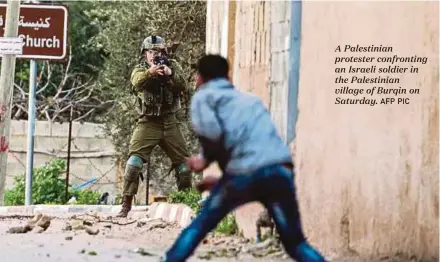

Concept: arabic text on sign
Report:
left=0, top=15, right=51, bottom=30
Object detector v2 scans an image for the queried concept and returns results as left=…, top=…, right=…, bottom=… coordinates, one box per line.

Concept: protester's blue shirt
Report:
left=190, top=78, right=293, bottom=174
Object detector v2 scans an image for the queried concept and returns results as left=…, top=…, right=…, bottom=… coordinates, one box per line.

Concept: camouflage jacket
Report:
left=130, top=59, right=187, bottom=117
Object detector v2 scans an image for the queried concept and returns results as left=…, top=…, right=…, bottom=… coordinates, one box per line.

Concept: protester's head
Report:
left=195, top=54, right=229, bottom=89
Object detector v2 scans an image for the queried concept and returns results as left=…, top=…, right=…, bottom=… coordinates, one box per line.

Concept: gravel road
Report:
left=0, top=213, right=428, bottom=262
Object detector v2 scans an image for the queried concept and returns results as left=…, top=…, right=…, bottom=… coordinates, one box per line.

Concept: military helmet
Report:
left=140, top=35, right=166, bottom=54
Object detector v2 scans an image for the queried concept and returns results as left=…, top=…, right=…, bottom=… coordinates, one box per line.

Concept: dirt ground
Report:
left=0, top=213, right=429, bottom=262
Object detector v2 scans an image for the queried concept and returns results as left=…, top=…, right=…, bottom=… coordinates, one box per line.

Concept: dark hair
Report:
left=196, top=54, right=229, bottom=80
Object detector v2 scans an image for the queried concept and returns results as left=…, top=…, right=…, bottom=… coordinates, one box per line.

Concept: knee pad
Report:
left=124, top=156, right=143, bottom=181
left=127, top=155, right=143, bottom=169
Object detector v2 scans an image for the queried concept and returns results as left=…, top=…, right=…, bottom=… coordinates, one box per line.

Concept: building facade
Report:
left=205, top=0, right=439, bottom=259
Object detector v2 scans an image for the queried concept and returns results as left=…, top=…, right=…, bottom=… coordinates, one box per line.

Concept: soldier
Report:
left=116, top=35, right=193, bottom=218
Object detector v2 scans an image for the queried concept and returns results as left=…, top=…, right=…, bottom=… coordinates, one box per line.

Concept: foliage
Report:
left=215, top=214, right=238, bottom=236
left=4, top=159, right=101, bottom=206
left=168, top=188, right=202, bottom=213
left=5, top=159, right=66, bottom=205
left=4, top=174, right=26, bottom=206
left=70, top=189, right=101, bottom=205
left=168, top=188, right=239, bottom=236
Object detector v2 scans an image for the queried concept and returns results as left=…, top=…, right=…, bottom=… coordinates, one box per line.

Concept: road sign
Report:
left=0, top=3, right=68, bottom=61
left=0, top=37, right=23, bottom=55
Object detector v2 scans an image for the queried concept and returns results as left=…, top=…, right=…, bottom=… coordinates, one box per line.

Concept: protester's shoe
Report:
left=294, top=241, right=328, bottom=262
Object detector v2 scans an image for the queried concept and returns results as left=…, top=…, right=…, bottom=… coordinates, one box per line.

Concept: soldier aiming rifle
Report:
left=116, top=35, right=193, bottom=218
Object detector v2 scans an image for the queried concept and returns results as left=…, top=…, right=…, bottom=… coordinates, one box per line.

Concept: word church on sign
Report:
left=19, top=34, right=61, bottom=49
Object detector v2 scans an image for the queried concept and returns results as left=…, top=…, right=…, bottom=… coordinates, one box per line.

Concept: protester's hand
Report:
left=196, top=175, right=220, bottom=193
left=148, top=65, right=164, bottom=76
left=186, top=155, right=208, bottom=172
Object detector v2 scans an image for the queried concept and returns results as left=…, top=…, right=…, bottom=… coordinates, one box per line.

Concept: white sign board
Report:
left=0, top=37, right=23, bottom=55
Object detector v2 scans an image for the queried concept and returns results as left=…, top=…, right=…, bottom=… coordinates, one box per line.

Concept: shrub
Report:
left=167, top=188, right=238, bottom=236
left=215, top=214, right=238, bottom=236
left=5, top=159, right=102, bottom=206
left=5, top=159, right=66, bottom=205
left=168, top=188, right=202, bottom=213
left=71, top=189, right=102, bottom=205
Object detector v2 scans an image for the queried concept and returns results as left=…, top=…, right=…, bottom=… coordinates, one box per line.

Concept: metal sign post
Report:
left=25, top=59, right=36, bottom=205
left=65, top=104, right=73, bottom=203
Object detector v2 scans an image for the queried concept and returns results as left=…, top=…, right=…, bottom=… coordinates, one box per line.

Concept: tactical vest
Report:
left=134, top=61, right=181, bottom=117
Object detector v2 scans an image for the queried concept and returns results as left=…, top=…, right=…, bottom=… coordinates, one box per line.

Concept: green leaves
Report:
left=167, top=188, right=238, bottom=236
left=71, top=189, right=101, bottom=205
left=215, top=214, right=238, bottom=236
left=168, top=188, right=202, bottom=213
left=4, top=159, right=101, bottom=206
left=5, top=159, right=65, bottom=205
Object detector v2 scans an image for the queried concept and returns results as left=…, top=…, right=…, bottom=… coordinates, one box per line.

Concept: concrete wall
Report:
left=206, top=0, right=439, bottom=259
left=232, top=1, right=271, bottom=107
left=7, top=120, right=120, bottom=202
left=205, top=0, right=228, bottom=56
left=231, top=0, right=276, bottom=240
left=295, top=2, right=438, bottom=258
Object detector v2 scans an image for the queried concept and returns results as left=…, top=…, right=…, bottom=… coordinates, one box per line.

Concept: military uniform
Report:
left=117, top=36, right=192, bottom=218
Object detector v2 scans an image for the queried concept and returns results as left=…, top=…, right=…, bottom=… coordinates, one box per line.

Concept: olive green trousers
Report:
left=122, top=114, right=191, bottom=196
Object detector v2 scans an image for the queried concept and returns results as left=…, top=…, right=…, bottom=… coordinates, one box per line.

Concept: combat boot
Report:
left=116, top=195, right=133, bottom=218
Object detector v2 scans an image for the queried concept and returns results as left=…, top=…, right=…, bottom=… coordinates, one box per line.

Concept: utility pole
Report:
left=0, top=0, right=21, bottom=205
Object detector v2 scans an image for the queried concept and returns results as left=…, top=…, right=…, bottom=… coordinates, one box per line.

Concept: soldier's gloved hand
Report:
left=162, top=65, right=172, bottom=76
left=148, top=65, right=164, bottom=76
